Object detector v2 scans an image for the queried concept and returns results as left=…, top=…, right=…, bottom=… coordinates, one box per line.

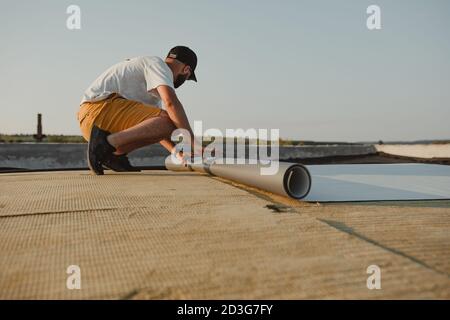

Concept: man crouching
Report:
left=76, top=46, right=198, bottom=175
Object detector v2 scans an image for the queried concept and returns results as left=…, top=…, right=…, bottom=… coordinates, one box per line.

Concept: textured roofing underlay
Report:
left=0, top=170, right=449, bottom=299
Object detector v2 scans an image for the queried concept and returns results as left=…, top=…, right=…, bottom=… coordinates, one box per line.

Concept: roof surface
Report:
left=0, top=170, right=449, bottom=299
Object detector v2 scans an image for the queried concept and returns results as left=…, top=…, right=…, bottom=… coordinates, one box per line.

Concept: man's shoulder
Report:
left=141, top=56, right=172, bottom=79
left=120, top=56, right=164, bottom=67
left=140, top=55, right=166, bottom=66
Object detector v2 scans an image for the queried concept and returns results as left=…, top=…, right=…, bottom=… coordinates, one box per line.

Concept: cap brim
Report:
left=189, top=71, right=197, bottom=82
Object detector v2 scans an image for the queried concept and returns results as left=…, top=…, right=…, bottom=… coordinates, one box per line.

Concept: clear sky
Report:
left=1, top=0, right=449, bottom=141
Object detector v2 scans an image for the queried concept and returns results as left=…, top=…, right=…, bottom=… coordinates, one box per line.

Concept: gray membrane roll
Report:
left=165, top=156, right=312, bottom=199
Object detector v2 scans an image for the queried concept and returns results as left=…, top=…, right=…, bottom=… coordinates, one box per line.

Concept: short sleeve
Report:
left=144, top=57, right=175, bottom=92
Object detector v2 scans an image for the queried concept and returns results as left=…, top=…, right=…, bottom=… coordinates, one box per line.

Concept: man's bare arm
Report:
left=156, top=85, right=203, bottom=157
left=156, top=85, right=194, bottom=138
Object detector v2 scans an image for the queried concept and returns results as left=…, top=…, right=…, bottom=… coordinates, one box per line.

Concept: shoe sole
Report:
left=102, top=163, right=141, bottom=172
left=87, top=127, right=104, bottom=175
left=87, top=144, right=104, bottom=175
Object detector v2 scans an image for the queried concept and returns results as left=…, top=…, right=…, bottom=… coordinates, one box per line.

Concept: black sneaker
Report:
left=102, top=154, right=141, bottom=172
left=87, top=125, right=116, bottom=175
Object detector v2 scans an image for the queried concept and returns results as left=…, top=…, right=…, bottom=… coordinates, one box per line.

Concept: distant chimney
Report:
left=33, top=113, right=46, bottom=142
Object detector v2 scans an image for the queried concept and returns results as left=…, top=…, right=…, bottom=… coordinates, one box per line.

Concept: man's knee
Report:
left=160, top=110, right=170, bottom=118
left=159, top=110, right=173, bottom=126
left=159, top=110, right=176, bottom=136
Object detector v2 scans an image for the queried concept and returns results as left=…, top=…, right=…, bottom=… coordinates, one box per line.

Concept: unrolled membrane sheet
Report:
left=166, top=156, right=450, bottom=202
left=303, top=163, right=450, bottom=202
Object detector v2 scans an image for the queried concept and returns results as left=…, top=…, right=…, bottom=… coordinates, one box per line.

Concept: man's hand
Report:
left=183, top=140, right=206, bottom=161
left=170, top=149, right=185, bottom=166
left=171, top=149, right=189, bottom=167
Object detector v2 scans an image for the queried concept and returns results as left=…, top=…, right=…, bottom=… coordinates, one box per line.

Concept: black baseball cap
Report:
left=167, top=46, right=198, bottom=82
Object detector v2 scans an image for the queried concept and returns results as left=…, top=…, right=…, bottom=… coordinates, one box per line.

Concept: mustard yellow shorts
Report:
left=77, top=93, right=162, bottom=142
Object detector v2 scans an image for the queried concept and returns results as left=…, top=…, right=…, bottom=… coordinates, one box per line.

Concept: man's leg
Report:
left=106, top=111, right=176, bottom=155
left=85, top=96, right=177, bottom=174
left=112, top=138, right=167, bottom=155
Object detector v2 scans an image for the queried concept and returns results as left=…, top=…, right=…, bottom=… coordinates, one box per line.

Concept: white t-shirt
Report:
left=80, top=56, right=174, bottom=107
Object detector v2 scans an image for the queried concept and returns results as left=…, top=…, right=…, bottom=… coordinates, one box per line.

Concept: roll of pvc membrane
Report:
left=165, top=157, right=312, bottom=199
